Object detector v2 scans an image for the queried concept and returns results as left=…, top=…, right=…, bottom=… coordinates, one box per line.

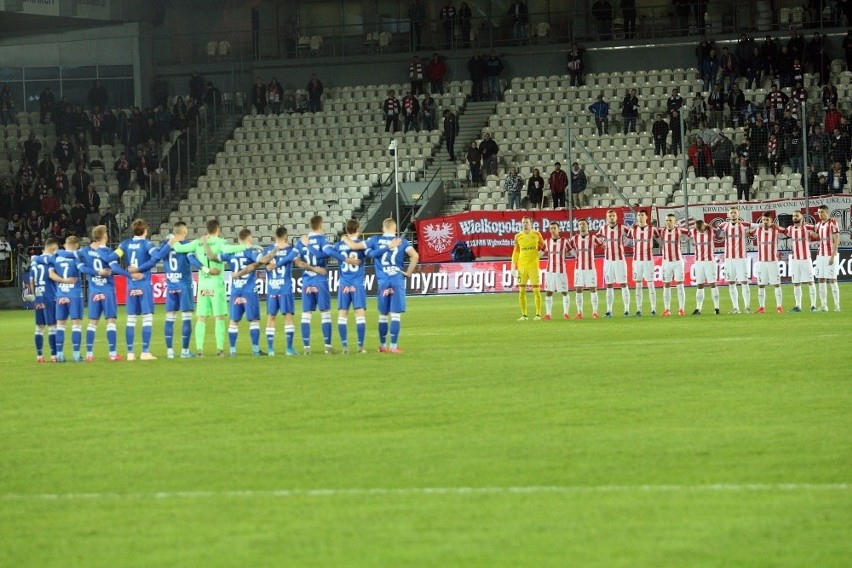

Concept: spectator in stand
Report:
left=409, top=56, right=425, bottom=95
left=383, top=90, right=401, bottom=133
left=101, top=108, right=117, bottom=146
left=776, top=45, right=793, bottom=88
left=296, top=95, right=310, bottom=114
left=809, top=124, right=829, bottom=173
left=134, top=147, right=149, bottom=191
left=768, top=132, right=781, bottom=174
left=733, top=157, right=755, bottom=201
left=670, top=110, right=682, bottom=155
left=440, top=2, right=456, bottom=49
left=652, top=114, right=669, bottom=156
left=711, top=132, right=734, bottom=177
left=53, top=167, right=69, bottom=205
left=26, top=209, right=44, bottom=238
left=696, top=36, right=714, bottom=70
left=426, top=53, right=447, bottom=95
left=567, top=44, right=584, bottom=87
left=621, top=88, right=639, bottom=134
left=547, top=162, right=568, bottom=209
left=745, top=46, right=764, bottom=90
left=250, top=78, right=267, bottom=115
left=727, top=83, right=745, bottom=127
left=203, top=81, right=222, bottom=128
left=765, top=84, right=789, bottom=125
left=267, top=78, right=283, bottom=115
left=90, top=106, right=104, bottom=146
left=37, top=153, right=55, bottom=182
left=81, top=182, right=100, bottom=228
left=591, top=0, right=613, bottom=40
left=485, top=51, right=504, bottom=101
left=688, top=136, right=713, bottom=178
left=114, top=152, right=131, bottom=195
left=749, top=115, right=770, bottom=167
left=507, top=0, right=528, bottom=44
left=719, top=47, right=737, bottom=92
left=735, top=34, right=754, bottom=75
left=422, top=95, right=437, bottom=130
left=443, top=109, right=459, bottom=161
left=409, top=0, right=424, bottom=50
left=402, top=92, right=420, bottom=133
left=825, top=103, right=842, bottom=134
left=468, top=53, right=487, bottom=102
left=805, top=32, right=825, bottom=75
left=666, top=88, right=683, bottom=118
left=701, top=48, right=719, bottom=91
left=479, top=132, right=499, bottom=176
left=761, top=35, right=778, bottom=79
left=69, top=202, right=86, bottom=236
left=736, top=137, right=753, bottom=164
left=588, top=95, right=610, bottom=136
left=189, top=72, right=205, bottom=106
left=39, top=86, right=55, bottom=124
left=307, top=74, right=324, bottom=113
left=100, top=206, right=120, bottom=243
left=689, top=93, right=707, bottom=129
left=458, top=2, right=472, bottom=48
left=827, top=161, right=847, bottom=193
left=40, top=189, right=60, bottom=222
left=708, top=83, right=725, bottom=128
left=526, top=168, right=544, bottom=209
left=0, top=86, right=15, bottom=126
left=23, top=133, right=42, bottom=169
left=822, top=81, right=838, bottom=113
left=504, top=167, right=523, bottom=210
left=87, top=80, right=108, bottom=111
left=0, top=233, right=11, bottom=283
left=70, top=164, right=91, bottom=203
left=467, top=141, right=481, bottom=185
left=569, top=162, right=586, bottom=208
left=785, top=127, right=804, bottom=174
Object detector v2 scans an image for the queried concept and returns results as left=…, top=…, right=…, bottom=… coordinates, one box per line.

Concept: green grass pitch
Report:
left=1, top=288, right=851, bottom=567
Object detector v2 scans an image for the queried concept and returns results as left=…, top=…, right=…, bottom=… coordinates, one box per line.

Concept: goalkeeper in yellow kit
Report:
left=511, top=216, right=545, bottom=320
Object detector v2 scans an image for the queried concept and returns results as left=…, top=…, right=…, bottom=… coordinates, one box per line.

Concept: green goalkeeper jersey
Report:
left=173, top=236, right=245, bottom=289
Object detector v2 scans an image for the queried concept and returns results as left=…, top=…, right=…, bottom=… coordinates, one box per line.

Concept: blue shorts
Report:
left=56, top=296, right=84, bottom=321
left=267, top=293, right=295, bottom=315
left=338, top=282, right=367, bottom=311
left=376, top=279, right=406, bottom=314
left=165, top=286, right=195, bottom=312
left=230, top=293, right=260, bottom=321
left=35, top=298, right=57, bottom=326
left=88, top=290, right=118, bottom=320
left=302, top=280, right=331, bottom=312
left=126, top=286, right=155, bottom=315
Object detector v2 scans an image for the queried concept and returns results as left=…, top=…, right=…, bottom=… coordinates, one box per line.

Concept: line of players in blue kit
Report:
left=26, top=215, right=419, bottom=362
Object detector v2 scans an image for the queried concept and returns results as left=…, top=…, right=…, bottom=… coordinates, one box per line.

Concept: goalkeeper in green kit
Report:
left=172, top=219, right=246, bottom=357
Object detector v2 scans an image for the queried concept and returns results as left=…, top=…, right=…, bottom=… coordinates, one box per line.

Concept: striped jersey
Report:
left=630, top=224, right=657, bottom=262
left=749, top=225, right=782, bottom=262
left=659, top=227, right=689, bottom=261
left=568, top=233, right=596, bottom=271
left=689, top=228, right=715, bottom=262
left=815, top=219, right=839, bottom=256
left=598, top=223, right=629, bottom=261
left=784, top=224, right=814, bottom=260
left=544, top=236, right=569, bottom=274
left=719, top=220, right=750, bottom=259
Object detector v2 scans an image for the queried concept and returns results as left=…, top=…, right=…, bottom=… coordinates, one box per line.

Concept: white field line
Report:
left=1, top=483, right=849, bottom=502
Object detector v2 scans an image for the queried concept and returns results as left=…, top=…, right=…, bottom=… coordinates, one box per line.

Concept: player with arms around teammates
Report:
left=542, top=222, right=571, bottom=320
left=812, top=204, right=841, bottom=311
left=599, top=209, right=632, bottom=317
left=748, top=213, right=785, bottom=314
left=28, top=239, right=59, bottom=362
left=49, top=236, right=85, bottom=362
left=262, top=226, right=302, bottom=357
left=785, top=210, right=817, bottom=312
left=689, top=220, right=721, bottom=315
left=157, top=222, right=199, bottom=359
left=294, top=215, right=337, bottom=355
left=511, top=216, right=545, bottom=321
left=567, top=218, right=600, bottom=319
left=718, top=206, right=753, bottom=314
left=630, top=210, right=658, bottom=316
left=365, top=218, right=418, bottom=353
left=658, top=213, right=689, bottom=317
left=330, top=219, right=374, bottom=353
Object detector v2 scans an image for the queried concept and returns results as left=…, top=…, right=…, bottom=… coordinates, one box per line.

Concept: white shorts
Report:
left=544, top=272, right=569, bottom=293
left=789, top=259, right=814, bottom=284
left=814, top=255, right=838, bottom=280
left=756, top=261, right=781, bottom=286
left=662, top=260, right=684, bottom=282
left=574, top=268, right=597, bottom=289
left=724, top=258, right=749, bottom=283
left=632, top=260, right=654, bottom=283
left=693, top=260, right=717, bottom=286
left=603, top=259, right=627, bottom=285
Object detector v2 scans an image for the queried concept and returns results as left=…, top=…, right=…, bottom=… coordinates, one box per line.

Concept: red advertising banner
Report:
left=415, top=207, right=633, bottom=262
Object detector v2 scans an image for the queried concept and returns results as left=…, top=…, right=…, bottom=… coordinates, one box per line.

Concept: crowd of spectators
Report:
left=248, top=74, right=323, bottom=115
left=498, top=160, right=589, bottom=211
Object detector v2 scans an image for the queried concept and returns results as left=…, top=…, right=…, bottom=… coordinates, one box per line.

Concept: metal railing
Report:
left=153, top=1, right=848, bottom=65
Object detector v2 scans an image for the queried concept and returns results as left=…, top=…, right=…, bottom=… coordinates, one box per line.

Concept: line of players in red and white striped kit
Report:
left=535, top=205, right=841, bottom=320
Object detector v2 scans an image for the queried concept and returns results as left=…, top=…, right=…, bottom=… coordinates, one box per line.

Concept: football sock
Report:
left=819, top=282, right=828, bottom=308
left=774, top=287, right=783, bottom=308
left=545, top=296, right=553, bottom=316
left=106, top=322, right=117, bottom=355
left=321, top=311, right=332, bottom=347
left=606, top=287, right=614, bottom=312
left=249, top=322, right=260, bottom=352
left=55, top=323, right=66, bottom=354
left=301, top=313, right=312, bottom=347
left=794, top=285, right=802, bottom=308
left=228, top=323, right=239, bottom=349
left=635, top=284, right=643, bottom=311
left=71, top=324, right=81, bottom=355
left=728, top=283, right=739, bottom=310
left=378, top=314, right=389, bottom=345
left=195, top=320, right=206, bottom=351
left=390, top=313, right=401, bottom=347
left=663, top=286, right=671, bottom=310
left=676, top=283, right=685, bottom=310
left=34, top=327, right=44, bottom=356
left=181, top=312, right=193, bottom=350
left=338, top=316, right=348, bottom=347
left=86, top=323, right=96, bottom=354
left=214, top=319, right=226, bottom=350
left=591, top=291, right=599, bottom=313
left=648, top=284, right=656, bottom=310
left=532, top=288, right=542, bottom=315
left=141, top=314, right=153, bottom=352
left=125, top=314, right=137, bottom=353
left=741, top=283, right=751, bottom=308
left=562, top=294, right=570, bottom=315
left=831, top=281, right=840, bottom=309
left=621, top=286, right=630, bottom=312
left=711, top=287, right=720, bottom=309
left=807, top=283, right=816, bottom=308
left=696, top=288, right=705, bottom=309
left=518, top=289, right=527, bottom=315
left=356, top=316, right=366, bottom=348
left=47, top=326, right=56, bottom=356
left=164, top=313, right=176, bottom=349
left=758, top=287, right=766, bottom=308
left=266, top=326, right=276, bottom=352
left=285, top=324, right=295, bottom=350
left=576, top=292, right=584, bottom=314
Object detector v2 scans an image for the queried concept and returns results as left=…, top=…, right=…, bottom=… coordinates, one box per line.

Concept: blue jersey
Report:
left=333, top=238, right=367, bottom=286
left=367, top=235, right=413, bottom=282
left=295, top=233, right=334, bottom=286
left=77, top=245, right=123, bottom=294
left=50, top=250, right=83, bottom=300
left=263, top=245, right=299, bottom=295
left=30, top=253, right=56, bottom=301
left=221, top=249, right=261, bottom=295
left=163, top=240, right=194, bottom=291
left=117, top=237, right=160, bottom=291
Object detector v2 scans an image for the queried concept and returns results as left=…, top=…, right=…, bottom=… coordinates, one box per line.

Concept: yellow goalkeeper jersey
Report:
left=512, top=230, right=544, bottom=269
